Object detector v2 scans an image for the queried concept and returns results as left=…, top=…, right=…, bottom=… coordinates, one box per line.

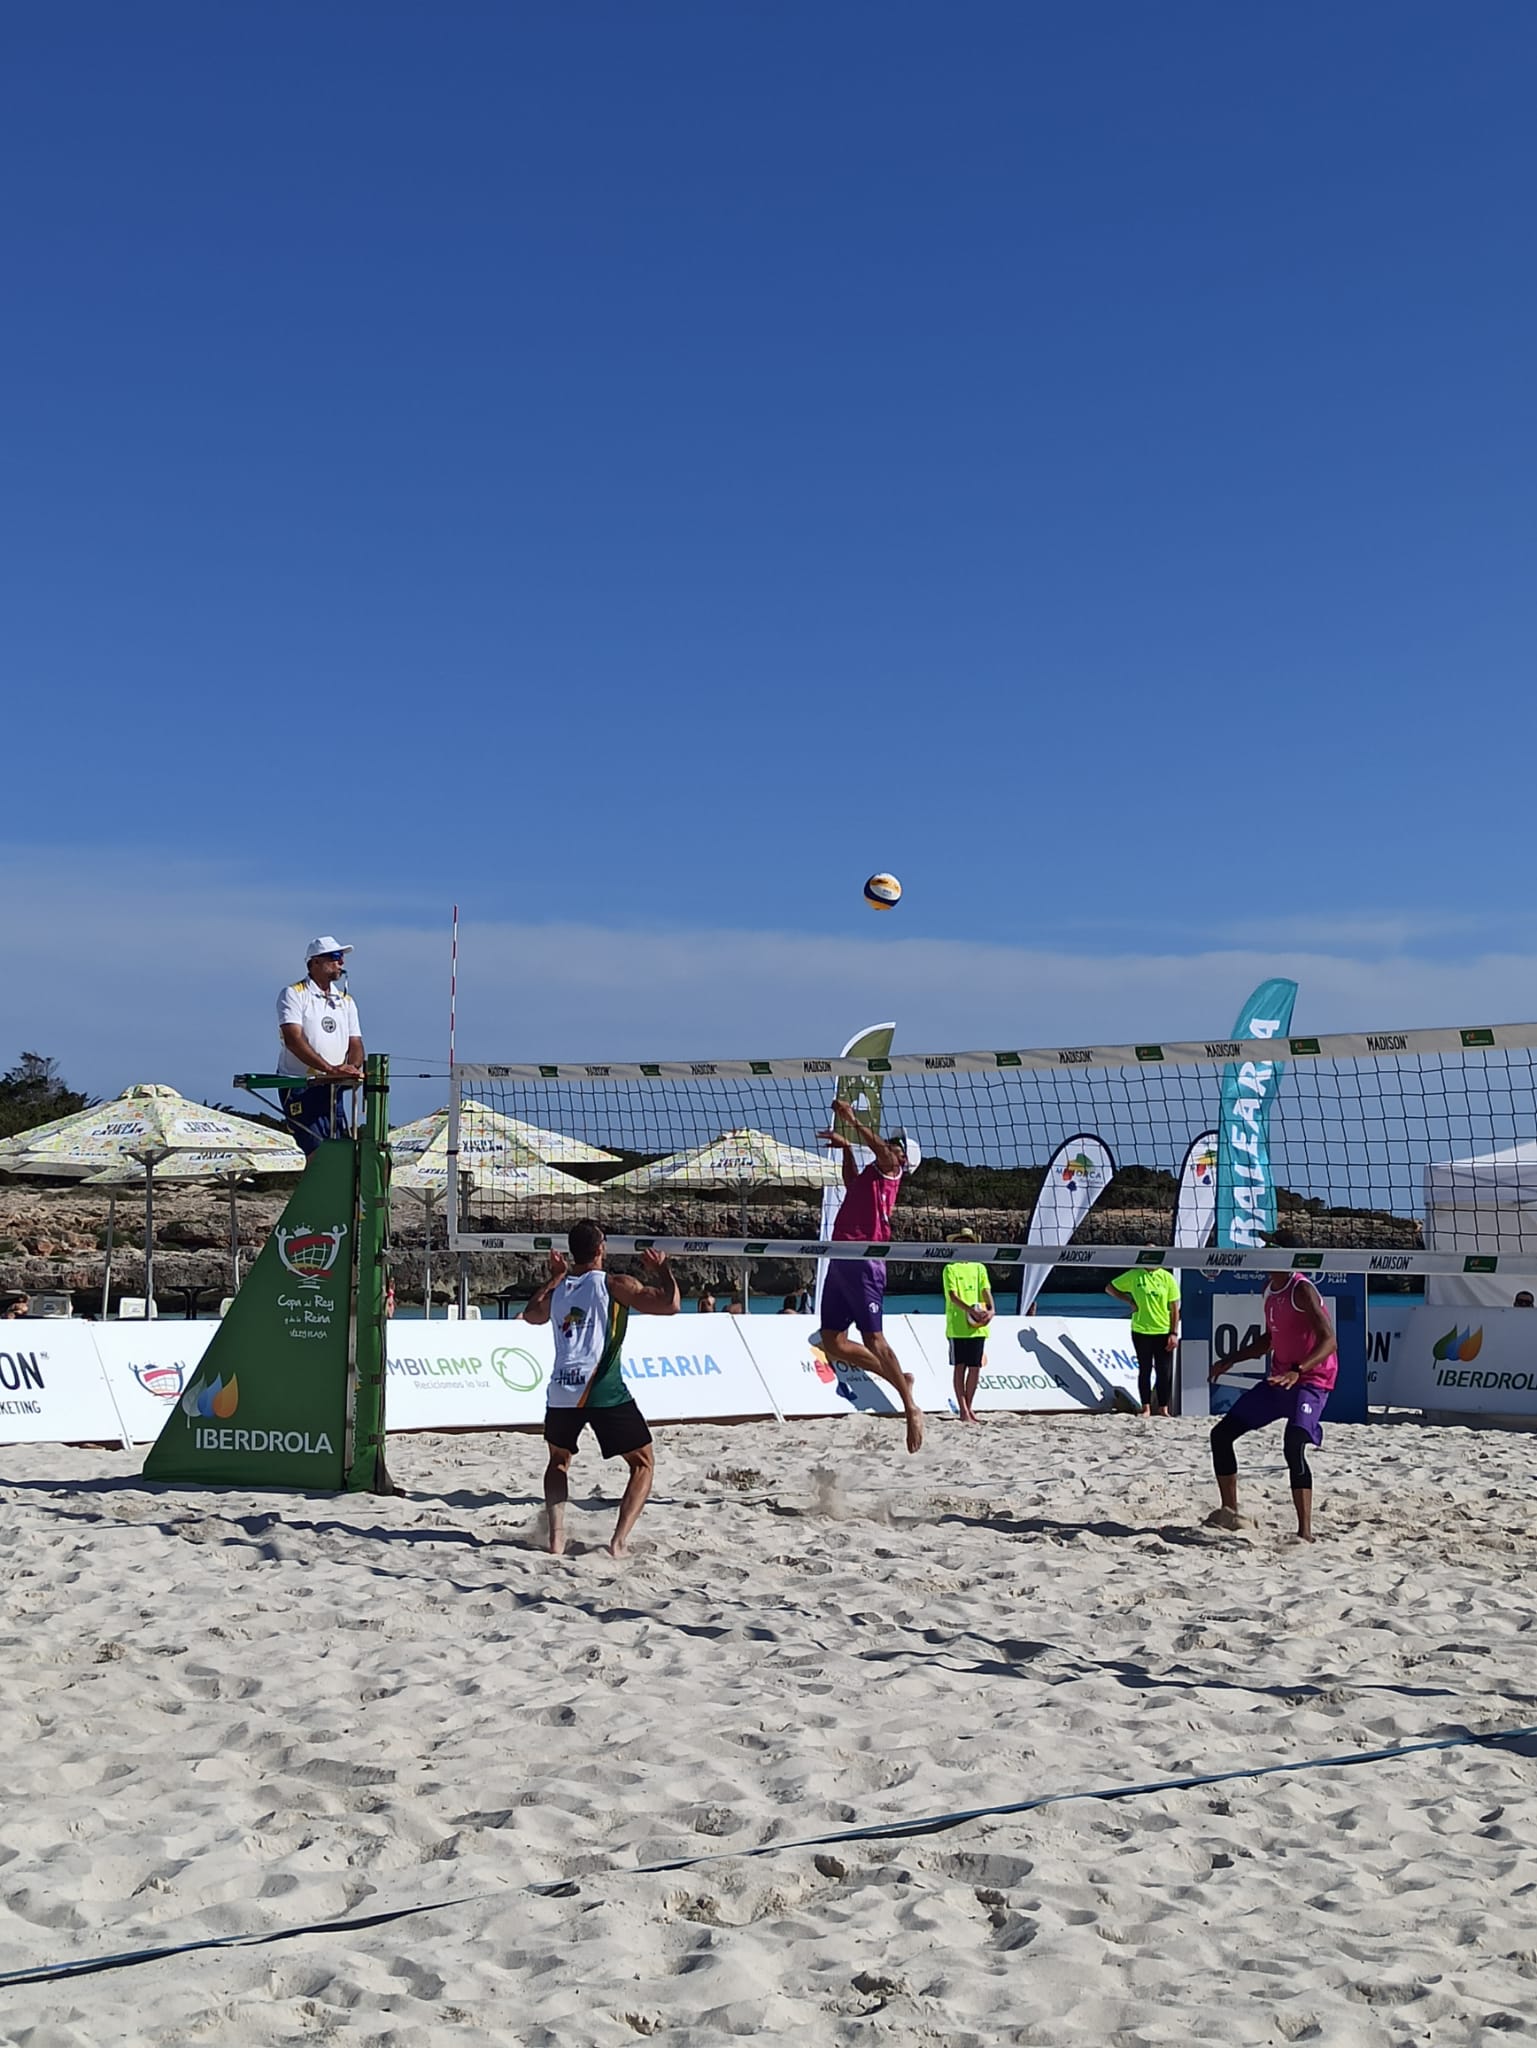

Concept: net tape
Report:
left=453, top=1019, right=1522, bottom=1084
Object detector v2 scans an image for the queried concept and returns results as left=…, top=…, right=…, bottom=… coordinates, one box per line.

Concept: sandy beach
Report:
left=3, top=1410, right=1537, bottom=2044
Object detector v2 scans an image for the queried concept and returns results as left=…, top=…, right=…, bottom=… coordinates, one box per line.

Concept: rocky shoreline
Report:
left=0, top=1181, right=1424, bottom=1314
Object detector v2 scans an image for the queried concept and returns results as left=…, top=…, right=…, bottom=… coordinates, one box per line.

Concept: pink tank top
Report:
left=831, top=1162, right=902, bottom=1243
left=1265, top=1276, right=1337, bottom=1389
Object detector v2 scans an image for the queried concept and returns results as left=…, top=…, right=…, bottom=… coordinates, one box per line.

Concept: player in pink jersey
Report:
left=816, top=1096, right=925, bottom=1453
left=1207, top=1233, right=1338, bottom=1541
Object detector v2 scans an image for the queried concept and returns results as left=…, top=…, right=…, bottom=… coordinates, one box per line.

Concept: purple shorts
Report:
left=819, top=1258, right=886, bottom=1339
left=1224, top=1377, right=1330, bottom=1446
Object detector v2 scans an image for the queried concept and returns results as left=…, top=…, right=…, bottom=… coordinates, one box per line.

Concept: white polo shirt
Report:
left=277, top=978, right=363, bottom=1078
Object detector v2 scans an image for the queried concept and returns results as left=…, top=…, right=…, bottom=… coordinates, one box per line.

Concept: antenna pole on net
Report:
left=446, top=905, right=460, bottom=1322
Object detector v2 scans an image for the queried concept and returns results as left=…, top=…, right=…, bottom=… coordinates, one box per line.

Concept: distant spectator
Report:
left=2, top=1293, right=29, bottom=1319
left=385, top=1280, right=397, bottom=1318
left=1515, top=1291, right=1535, bottom=1308
left=779, top=1293, right=801, bottom=1315
left=277, top=935, right=364, bottom=1155
left=725, top=1299, right=745, bottom=1315
left=695, top=1293, right=717, bottom=1314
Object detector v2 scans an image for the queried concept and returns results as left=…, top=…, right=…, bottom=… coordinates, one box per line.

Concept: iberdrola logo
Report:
left=277, top=1222, right=348, bottom=1280
left=1061, top=1152, right=1099, bottom=1187
left=1433, top=1326, right=1483, bottom=1363
left=181, top=1371, right=239, bottom=1419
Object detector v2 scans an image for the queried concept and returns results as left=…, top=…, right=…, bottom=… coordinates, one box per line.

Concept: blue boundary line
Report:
left=1, top=1721, right=1533, bottom=1990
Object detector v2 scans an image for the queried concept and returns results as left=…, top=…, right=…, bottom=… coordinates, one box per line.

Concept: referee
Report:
left=277, top=935, right=364, bottom=1154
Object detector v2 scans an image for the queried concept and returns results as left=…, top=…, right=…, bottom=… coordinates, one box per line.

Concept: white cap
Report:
left=890, top=1127, right=921, bottom=1174
left=305, top=934, right=353, bottom=963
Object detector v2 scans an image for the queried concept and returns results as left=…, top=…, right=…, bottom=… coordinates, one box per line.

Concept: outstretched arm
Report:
left=608, top=1249, right=681, bottom=1317
left=822, top=1096, right=904, bottom=1177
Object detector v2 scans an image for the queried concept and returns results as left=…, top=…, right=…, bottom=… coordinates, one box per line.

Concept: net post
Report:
left=346, top=1052, right=393, bottom=1494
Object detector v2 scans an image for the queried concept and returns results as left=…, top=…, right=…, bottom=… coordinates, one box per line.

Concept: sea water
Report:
left=399, top=1289, right=1123, bottom=1321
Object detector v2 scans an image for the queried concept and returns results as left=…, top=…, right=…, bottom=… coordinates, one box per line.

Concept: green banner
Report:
left=144, top=1141, right=357, bottom=1490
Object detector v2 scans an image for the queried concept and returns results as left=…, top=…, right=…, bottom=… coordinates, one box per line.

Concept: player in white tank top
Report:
left=523, top=1221, right=680, bottom=1556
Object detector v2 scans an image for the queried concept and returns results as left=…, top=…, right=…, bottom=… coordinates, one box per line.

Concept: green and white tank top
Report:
left=548, top=1269, right=630, bottom=1409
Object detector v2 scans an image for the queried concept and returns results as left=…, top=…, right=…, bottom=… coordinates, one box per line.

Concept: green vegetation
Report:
left=0, top=1053, right=91, bottom=1141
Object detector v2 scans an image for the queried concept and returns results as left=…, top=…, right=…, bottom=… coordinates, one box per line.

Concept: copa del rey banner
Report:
left=1017, top=1134, right=1116, bottom=1313
left=1216, top=978, right=1298, bottom=1251
left=1173, top=1130, right=1219, bottom=1248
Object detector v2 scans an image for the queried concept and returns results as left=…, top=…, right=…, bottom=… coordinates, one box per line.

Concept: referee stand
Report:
left=142, top=1055, right=393, bottom=1495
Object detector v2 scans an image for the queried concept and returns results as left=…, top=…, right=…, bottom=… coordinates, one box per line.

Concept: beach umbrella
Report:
left=0, top=1084, right=303, bottom=1314
left=83, top=1146, right=305, bottom=1305
left=388, top=1103, right=619, bottom=1168
left=604, top=1129, right=841, bottom=1308
left=390, top=1146, right=592, bottom=1316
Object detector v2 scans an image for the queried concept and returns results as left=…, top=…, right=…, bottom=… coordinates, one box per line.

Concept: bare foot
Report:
left=607, top=1536, right=630, bottom=1559
left=1203, top=1506, right=1250, bottom=1531
left=1293, top=1531, right=1316, bottom=1544
left=546, top=1511, right=566, bottom=1557
left=905, top=1407, right=925, bottom=1453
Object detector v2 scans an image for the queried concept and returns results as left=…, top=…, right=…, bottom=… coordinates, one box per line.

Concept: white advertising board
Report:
left=385, top=1324, right=549, bottom=1431
left=900, top=1316, right=1142, bottom=1416
left=0, top=1322, right=127, bottom=1444
left=738, top=1315, right=948, bottom=1420
left=740, top=1314, right=1137, bottom=1420
left=1366, top=1299, right=1416, bottom=1407
left=384, top=1313, right=779, bottom=1430
left=1385, top=1307, right=1537, bottom=1418
left=92, top=1323, right=218, bottom=1443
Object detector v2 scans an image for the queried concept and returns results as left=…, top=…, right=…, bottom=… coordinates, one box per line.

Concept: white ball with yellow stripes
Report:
left=863, top=872, right=902, bottom=911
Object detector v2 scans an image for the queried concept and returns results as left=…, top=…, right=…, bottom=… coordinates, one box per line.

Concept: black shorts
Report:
left=544, top=1400, right=652, bottom=1459
left=949, top=1336, right=986, bottom=1369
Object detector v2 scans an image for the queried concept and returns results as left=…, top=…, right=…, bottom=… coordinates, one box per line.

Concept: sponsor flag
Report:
left=143, top=1140, right=355, bottom=1489
left=816, top=1022, right=896, bottom=1311
left=1018, top=1134, right=1116, bottom=1314
left=1173, top=1130, right=1219, bottom=1248
left=1216, top=978, right=1298, bottom=1250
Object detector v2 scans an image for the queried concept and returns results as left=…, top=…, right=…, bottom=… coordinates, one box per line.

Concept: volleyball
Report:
left=864, top=872, right=902, bottom=911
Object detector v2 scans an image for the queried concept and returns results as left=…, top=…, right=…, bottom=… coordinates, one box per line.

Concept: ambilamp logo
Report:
left=491, top=1345, right=543, bottom=1393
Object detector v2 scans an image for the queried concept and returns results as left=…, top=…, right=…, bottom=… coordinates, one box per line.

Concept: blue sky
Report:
left=3, top=3, right=1535, bottom=1115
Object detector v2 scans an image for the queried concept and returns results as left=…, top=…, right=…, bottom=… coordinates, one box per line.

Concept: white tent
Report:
left=1424, top=1143, right=1537, bottom=1305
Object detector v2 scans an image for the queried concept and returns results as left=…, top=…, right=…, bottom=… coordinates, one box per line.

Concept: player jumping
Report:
left=1206, top=1236, right=1337, bottom=1541
left=816, top=1096, right=924, bottom=1453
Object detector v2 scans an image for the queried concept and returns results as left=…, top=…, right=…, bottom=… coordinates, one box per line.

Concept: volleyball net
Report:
left=444, top=1020, right=1537, bottom=1278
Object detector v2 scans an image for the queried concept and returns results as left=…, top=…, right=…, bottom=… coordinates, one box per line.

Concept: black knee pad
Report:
left=1283, top=1424, right=1313, bottom=1490
left=1210, top=1415, right=1241, bottom=1479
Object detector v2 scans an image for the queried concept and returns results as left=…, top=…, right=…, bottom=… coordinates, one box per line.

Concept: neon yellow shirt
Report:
left=1111, top=1268, right=1180, bottom=1335
left=943, top=1261, right=993, bottom=1340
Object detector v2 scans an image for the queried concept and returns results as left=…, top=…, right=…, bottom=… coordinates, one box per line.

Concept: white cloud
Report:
left=5, top=843, right=1537, bottom=1127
